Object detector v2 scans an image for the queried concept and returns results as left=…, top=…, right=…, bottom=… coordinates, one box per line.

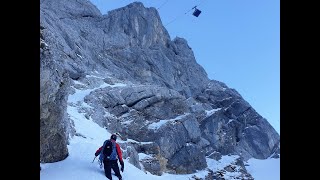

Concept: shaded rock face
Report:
left=40, top=0, right=280, bottom=175
left=167, top=144, right=207, bottom=174
left=40, top=24, right=71, bottom=162
left=198, top=80, right=280, bottom=160
left=119, top=143, right=141, bottom=170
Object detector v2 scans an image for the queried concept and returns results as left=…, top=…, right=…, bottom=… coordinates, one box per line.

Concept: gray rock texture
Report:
left=40, top=23, right=72, bottom=162
left=40, top=0, right=280, bottom=175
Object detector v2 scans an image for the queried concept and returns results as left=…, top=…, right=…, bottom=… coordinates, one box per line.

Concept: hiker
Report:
left=95, top=134, right=124, bottom=180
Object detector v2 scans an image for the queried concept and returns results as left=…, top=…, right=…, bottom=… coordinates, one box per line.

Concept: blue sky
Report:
left=89, top=0, right=280, bottom=133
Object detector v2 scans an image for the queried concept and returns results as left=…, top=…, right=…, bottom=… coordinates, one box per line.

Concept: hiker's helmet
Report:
left=111, top=134, right=117, bottom=141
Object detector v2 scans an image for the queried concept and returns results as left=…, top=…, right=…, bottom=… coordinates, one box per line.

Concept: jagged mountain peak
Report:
left=108, top=1, right=148, bottom=13
left=103, top=1, right=171, bottom=48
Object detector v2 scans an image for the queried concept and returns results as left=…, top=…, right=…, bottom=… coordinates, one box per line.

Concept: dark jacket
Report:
left=95, top=139, right=123, bottom=162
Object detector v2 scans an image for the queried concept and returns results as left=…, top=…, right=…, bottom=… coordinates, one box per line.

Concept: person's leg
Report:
left=103, top=160, right=113, bottom=180
left=111, top=160, right=122, bottom=180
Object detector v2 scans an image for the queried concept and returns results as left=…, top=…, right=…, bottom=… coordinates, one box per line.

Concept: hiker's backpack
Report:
left=100, top=140, right=117, bottom=161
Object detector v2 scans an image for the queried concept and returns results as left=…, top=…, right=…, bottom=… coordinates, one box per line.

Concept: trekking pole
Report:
left=92, top=156, right=97, bottom=163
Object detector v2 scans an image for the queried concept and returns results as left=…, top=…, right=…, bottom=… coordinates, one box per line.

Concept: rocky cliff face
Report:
left=40, top=0, right=280, bottom=175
